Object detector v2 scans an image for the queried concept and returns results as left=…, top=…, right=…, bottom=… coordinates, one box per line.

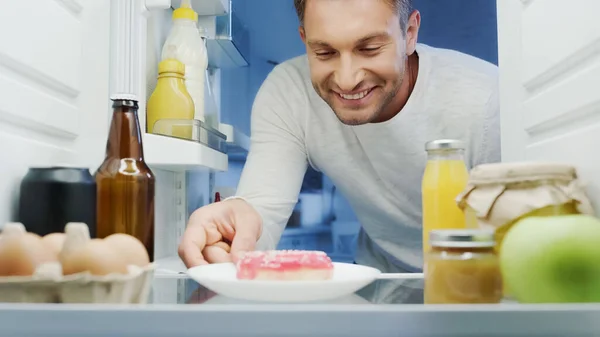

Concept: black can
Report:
left=18, top=166, right=96, bottom=237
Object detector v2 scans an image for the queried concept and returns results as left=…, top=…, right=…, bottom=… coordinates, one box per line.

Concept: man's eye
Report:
left=316, top=51, right=335, bottom=57
left=361, top=47, right=381, bottom=52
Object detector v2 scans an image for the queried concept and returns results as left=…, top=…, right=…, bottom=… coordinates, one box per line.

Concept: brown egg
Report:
left=41, top=233, right=66, bottom=256
left=60, top=239, right=128, bottom=276
left=104, top=233, right=150, bottom=267
left=0, top=224, right=58, bottom=276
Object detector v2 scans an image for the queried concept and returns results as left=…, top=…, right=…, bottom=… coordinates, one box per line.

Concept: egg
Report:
left=104, top=234, right=150, bottom=267
left=0, top=223, right=58, bottom=276
left=41, top=233, right=66, bottom=256
left=60, top=239, right=128, bottom=276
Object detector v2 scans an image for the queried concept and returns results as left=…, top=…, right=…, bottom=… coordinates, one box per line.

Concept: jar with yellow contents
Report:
left=424, top=229, right=502, bottom=304
left=456, top=162, right=594, bottom=251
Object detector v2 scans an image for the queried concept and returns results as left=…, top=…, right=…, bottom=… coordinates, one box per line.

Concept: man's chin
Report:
left=337, top=117, right=369, bottom=126
left=333, top=109, right=377, bottom=126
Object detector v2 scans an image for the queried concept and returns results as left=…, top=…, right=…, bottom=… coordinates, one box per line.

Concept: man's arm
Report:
left=235, top=67, right=309, bottom=250
left=471, top=84, right=502, bottom=167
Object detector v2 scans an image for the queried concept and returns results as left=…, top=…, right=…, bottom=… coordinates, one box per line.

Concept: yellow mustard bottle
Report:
left=147, top=58, right=195, bottom=139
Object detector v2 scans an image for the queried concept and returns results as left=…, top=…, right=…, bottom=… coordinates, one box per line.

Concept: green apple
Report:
left=500, top=214, right=600, bottom=303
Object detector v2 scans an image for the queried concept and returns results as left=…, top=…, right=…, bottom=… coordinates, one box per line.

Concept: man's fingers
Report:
left=212, top=241, right=232, bottom=253
left=216, top=222, right=235, bottom=242
left=205, top=225, right=225, bottom=245
left=179, top=241, right=208, bottom=267
left=230, top=226, right=258, bottom=262
left=203, top=245, right=232, bottom=263
left=178, top=225, right=208, bottom=268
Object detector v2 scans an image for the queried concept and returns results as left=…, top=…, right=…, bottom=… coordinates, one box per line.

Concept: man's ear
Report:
left=299, top=26, right=306, bottom=43
left=405, top=10, right=421, bottom=55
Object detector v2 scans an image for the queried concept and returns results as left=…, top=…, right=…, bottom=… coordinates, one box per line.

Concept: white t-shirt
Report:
left=236, top=43, right=501, bottom=274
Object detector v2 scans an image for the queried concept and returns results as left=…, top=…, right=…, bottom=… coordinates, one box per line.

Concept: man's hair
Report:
left=294, top=0, right=414, bottom=30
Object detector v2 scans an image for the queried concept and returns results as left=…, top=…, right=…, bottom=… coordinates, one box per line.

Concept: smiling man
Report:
left=179, top=0, right=500, bottom=292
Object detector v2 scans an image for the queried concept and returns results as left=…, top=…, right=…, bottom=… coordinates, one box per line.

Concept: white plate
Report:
left=187, top=262, right=382, bottom=303
left=202, top=293, right=372, bottom=305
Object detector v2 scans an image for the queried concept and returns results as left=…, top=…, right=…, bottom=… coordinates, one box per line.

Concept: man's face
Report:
left=301, top=0, right=414, bottom=125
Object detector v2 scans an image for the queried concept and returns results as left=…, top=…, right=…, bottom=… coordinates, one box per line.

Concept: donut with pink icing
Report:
left=236, top=250, right=334, bottom=281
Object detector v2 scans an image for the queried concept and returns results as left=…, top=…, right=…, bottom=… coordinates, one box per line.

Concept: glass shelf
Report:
left=152, top=119, right=227, bottom=154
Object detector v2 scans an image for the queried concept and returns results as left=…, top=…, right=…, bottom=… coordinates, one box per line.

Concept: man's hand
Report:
left=178, top=199, right=262, bottom=268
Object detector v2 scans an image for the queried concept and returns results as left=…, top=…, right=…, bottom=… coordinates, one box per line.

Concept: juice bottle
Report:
left=147, top=58, right=195, bottom=139
left=96, top=96, right=155, bottom=261
left=422, top=139, right=469, bottom=254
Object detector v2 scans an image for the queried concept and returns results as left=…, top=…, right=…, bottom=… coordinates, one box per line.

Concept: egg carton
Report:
left=0, top=262, right=155, bottom=304
left=0, top=222, right=156, bottom=304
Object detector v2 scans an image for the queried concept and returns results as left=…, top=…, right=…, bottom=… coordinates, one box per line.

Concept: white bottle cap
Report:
left=110, top=93, right=139, bottom=102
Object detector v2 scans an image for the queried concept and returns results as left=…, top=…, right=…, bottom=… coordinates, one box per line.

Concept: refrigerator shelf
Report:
left=144, top=132, right=228, bottom=172
left=171, top=0, right=229, bottom=16
left=0, top=302, right=600, bottom=337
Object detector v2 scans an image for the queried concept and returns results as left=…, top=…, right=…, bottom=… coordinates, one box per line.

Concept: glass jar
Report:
left=424, top=229, right=502, bottom=304
left=456, top=162, right=594, bottom=251
left=422, top=139, right=470, bottom=254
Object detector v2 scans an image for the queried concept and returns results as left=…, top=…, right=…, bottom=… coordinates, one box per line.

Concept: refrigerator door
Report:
left=0, top=0, right=111, bottom=227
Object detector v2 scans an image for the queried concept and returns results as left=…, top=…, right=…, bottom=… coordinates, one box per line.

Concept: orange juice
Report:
left=422, top=140, right=469, bottom=254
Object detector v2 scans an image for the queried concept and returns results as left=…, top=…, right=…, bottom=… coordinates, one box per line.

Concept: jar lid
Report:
left=468, top=162, right=577, bottom=185
left=429, top=229, right=495, bottom=248
left=425, top=139, right=465, bottom=151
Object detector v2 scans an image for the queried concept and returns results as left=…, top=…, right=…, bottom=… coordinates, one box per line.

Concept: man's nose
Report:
left=333, top=55, right=365, bottom=92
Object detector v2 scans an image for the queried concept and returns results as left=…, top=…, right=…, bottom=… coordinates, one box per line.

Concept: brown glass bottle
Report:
left=96, top=96, right=155, bottom=261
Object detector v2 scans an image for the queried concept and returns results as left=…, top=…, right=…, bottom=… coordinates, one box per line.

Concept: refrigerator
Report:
left=0, top=0, right=249, bottom=275
left=1, top=0, right=600, bottom=336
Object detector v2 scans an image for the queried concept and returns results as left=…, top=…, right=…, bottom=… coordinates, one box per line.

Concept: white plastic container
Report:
left=161, top=0, right=208, bottom=122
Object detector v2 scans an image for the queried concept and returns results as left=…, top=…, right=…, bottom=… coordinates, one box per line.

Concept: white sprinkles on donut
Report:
left=236, top=250, right=334, bottom=281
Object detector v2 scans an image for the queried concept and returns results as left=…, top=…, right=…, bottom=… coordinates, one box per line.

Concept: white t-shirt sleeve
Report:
left=235, top=68, right=308, bottom=250
left=472, top=83, right=502, bottom=167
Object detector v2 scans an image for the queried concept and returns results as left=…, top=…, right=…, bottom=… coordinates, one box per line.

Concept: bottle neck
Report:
left=426, top=149, right=465, bottom=161
left=105, top=100, right=144, bottom=160
left=156, top=73, right=187, bottom=95
left=157, top=71, right=185, bottom=80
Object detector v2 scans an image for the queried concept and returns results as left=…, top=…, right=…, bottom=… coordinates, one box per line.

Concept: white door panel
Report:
left=522, top=0, right=600, bottom=88
left=0, top=0, right=110, bottom=226
left=498, top=0, right=600, bottom=211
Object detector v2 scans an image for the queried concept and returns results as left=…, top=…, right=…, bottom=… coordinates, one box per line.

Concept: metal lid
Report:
left=425, top=139, right=465, bottom=151
left=110, top=93, right=139, bottom=102
left=429, top=229, right=495, bottom=248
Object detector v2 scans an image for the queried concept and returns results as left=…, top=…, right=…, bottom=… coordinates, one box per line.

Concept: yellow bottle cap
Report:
left=173, top=0, right=198, bottom=22
left=158, top=59, right=186, bottom=75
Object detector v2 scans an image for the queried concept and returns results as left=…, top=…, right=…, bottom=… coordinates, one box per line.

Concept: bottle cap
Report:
left=173, top=0, right=198, bottom=22
left=110, top=93, right=139, bottom=102
left=425, top=139, right=465, bottom=151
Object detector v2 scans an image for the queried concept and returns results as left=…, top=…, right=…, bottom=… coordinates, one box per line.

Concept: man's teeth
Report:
left=339, top=89, right=370, bottom=100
